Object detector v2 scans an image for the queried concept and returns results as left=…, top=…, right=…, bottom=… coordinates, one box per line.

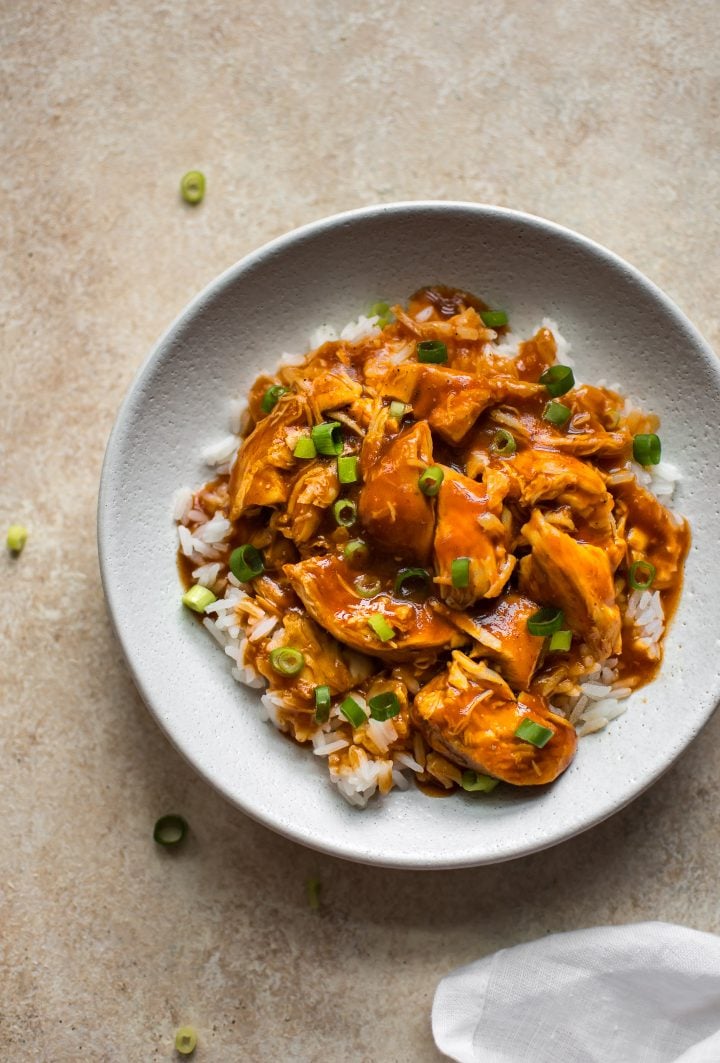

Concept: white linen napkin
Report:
left=433, top=922, right=720, bottom=1063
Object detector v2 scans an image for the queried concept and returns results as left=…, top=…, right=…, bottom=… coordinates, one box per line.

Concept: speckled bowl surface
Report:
left=98, top=202, right=720, bottom=868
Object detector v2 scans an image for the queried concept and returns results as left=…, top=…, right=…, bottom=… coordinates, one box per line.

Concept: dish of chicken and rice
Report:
left=174, top=287, right=689, bottom=808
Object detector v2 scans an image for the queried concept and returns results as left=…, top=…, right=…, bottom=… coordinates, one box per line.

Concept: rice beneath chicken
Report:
left=174, top=289, right=688, bottom=807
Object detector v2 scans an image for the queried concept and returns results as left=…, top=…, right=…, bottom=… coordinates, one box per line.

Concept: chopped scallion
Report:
left=344, top=539, right=369, bottom=567
left=6, top=524, right=28, bottom=553
left=527, top=607, right=564, bottom=637
left=332, top=499, right=357, bottom=527
left=543, top=400, right=572, bottom=427
left=154, top=814, right=188, bottom=846
left=389, top=400, right=411, bottom=420
left=418, top=465, right=444, bottom=496
left=628, top=559, right=656, bottom=590
left=394, top=567, right=431, bottom=597
left=368, top=691, right=401, bottom=720
left=306, top=877, right=321, bottom=910
left=539, top=364, right=575, bottom=397
left=514, top=718, right=554, bottom=748
left=490, top=428, right=517, bottom=456
left=633, top=433, right=661, bottom=466
left=269, top=647, right=305, bottom=676
left=311, top=420, right=343, bottom=456
left=314, top=685, right=331, bottom=723
left=417, top=339, right=448, bottom=364
left=340, top=695, right=367, bottom=728
left=174, top=1026, right=198, bottom=1055
left=370, top=301, right=390, bottom=318
left=229, top=544, right=264, bottom=582
left=480, top=309, right=508, bottom=328
left=180, top=170, right=205, bottom=205
left=368, top=614, right=395, bottom=642
left=182, top=584, right=217, bottom=613
left=261, top=384, right=289, bottom=414
left=337, top=455, right=359, bottom=484
left=451, top=557, right=471, bottom=589
left=549, top=629, right=573, bottom=652
left=461, top=770, right=499, bottom=793
left=293, top=434, right=317, bottom=459
left=354, top=573, right=382, bottom=598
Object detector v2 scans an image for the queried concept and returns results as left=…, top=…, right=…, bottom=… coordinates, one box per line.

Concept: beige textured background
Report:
left=1, top=2, right=719, bottom=1060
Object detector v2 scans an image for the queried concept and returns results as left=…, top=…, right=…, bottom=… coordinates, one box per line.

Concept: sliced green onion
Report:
left=314, top=685, right=331, bottom=723
left=180, top=170, right=205, bottom=205
left=527, top=607, right=564, bottom=637
left=269, top=647, right=305, bottom=676
left=344, top=539, right=369, bottom=567
left=229, top=544, right=264, bottom=582
left=354, top=573, right=382, bottom=598
left=418, top=465, right=444, bottom=496
left=480, top=309, right=508, bottom=328
left=333, top=499, right=357, bottom=527
left=337, top=455, right=359, bottom=484
left=182, top=585, right=217, bottom=613
left=543, top=400, right=572, bottom=427
left=461, top=770, right=499, bottom=793
left=628, top=559, right=656, bottom=591
left=293, top=434, right=317, bottom=459
left=490, top=428, right=517, bottom=456
left=633, top=433, right=661, bottom=466
left=394, top=567, right=431, bottom=597
left=451, top=557, right=471, bottom=589
left=368, top=691, right=401, bottom=720
left=174, top=1026, right=198, bottom=1055
left=539, top=364, right=575, bottom=397
left=549, top=629, right=573, bottom=652
left=306, top=877, right=321, bottom=910
left=370, top=301, right=390, bottom=317
left=514, top=718, right=554, bottom=748
left=153, top=814, right=188, bottom=846
left=261, top=384, right=289, bottom=414
left=417, top=339, right=448, bottom=364
left=368, top=613, right=396, bottom=642
left=340, top=695, right=367, bottom=727
left=6, top=524, right=28, bottom=552
left=311, top=420, right=343, bottom=456
left=389, top=400, right=411, bottom=420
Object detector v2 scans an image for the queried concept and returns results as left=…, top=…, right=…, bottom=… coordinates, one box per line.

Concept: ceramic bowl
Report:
left=98, top=202, right=720, bottom=868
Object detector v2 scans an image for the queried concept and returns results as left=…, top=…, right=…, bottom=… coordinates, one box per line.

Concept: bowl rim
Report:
left=98, top=200, right=720, bottom=868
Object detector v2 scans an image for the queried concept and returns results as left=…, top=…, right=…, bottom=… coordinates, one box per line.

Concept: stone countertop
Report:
left=2, top=3, right=718, bottom=1060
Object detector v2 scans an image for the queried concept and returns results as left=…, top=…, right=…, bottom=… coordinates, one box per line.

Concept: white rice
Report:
left=172, top=486, right=194, bottom=523
left=202, top=434, right=238, bottom=468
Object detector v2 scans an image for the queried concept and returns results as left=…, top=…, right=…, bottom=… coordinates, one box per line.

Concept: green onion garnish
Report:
left=344, top=539, right=369, bottom=567
left=333, top=499, right=357, bottom=527
left=514, top=718, right=554, bottom=748
left=633, top=433, right=661, bottom=466
left=6, top=524, right=28, bottom=553
left=368, top=614, right=395, bottom=642
left=153, top=814, right=188, bottom=846
left=293, top=434, right=317, bottom=459
left=180, top=170, right=205, bottom=205
left=539, top=364, right=575, bottom=397
left=261, top=384, right=289, bottom=414
left=182, top=585, right=217, bottom=613
left=490, top=428, right=517, bottom=456
left=417, top=339, right=448, bottom=364
left=461, top=770, right=499, bottom=793
left=543, top=400, right=572, bottom=427
left=389, top=400, right=411, bottom=420
left=480, top=309, right=508, bottom=328
left=418, top=465, right=444, bottom=496
left=229, top=544, right=264, bottom=582
left=337, top=455, right=359, bottom=484
left=314, top=685, right=331, bottom=723
left=451, top=557, right=471, bottom=589
left=311, top=420, right=343, bottom=456
left=628, top=559, right=656, bottom=591
left=368, top=691, right=401, bottom=721
left=340, top=696, right=367, bottom=727
left=527, top=607, right=564, bottom=637
left=269, top=647, right=305, bottom=676
left=354, top=573, right=382, bottom=598
left=549, top=629, right=573, bottom=652
left=174, top=1026, right=198, bottom=1055
left=394, top=567, right=431, bottom=597
left=306, top=877, right=322, bottom=910
left=370, top=301, right=390, bottom=317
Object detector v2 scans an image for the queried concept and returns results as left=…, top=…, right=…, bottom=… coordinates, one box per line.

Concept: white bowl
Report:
left=98, top=202, right=720, bottom=868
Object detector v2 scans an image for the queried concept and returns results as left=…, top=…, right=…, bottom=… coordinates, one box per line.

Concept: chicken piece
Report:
left=413, top=653, right=577, bottom=785
left=519, top=509, right=621, bottom=659
left=463, top=593, right=547, bottom=690
left=283, top=553, right=466, bottom=662
left=433, top=466, right=514, bottom=608
left=358, top=418, right=435, bottom=564
left=281, top=344, right=363, bottom=416
left=490, top=406, right=629, bottom=458
left=277, top=461, right=339, bottom=544
left=228, top=393, right=310, bottom=519
left=613, top=481, right=690, bottom=589
left=512, top=327, right=558, bottom=380
left=384, top=362, right=542, bottom=445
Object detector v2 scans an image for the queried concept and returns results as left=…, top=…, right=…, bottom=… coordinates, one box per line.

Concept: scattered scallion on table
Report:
left=229, top=544, right=264, bottom=582
left=628, top=559, right=656, bottom=590
left=179, top=170, right=205, bottom=205
left=514, top=718, right=554, bottom=748
left=6, top=524, right=28, bottom=553
left=539, top=364, right=575, bottom=397
left=306, top=877, right=322, bottom=910
left=418, top=465, right=444, bottom=496
left=153, top=814, right=188, bottom=847
left=633, top=433, right=661, bottom=466
left=269, top=647, right=305, bottom=676
left=368, top=691, right=401, bottom=720
left=182, top=585, right=217, bottom=613
left=417, top=339, right=448, bottom=364
left=527, top=607, right=564, bottom=637
left=174, top=1025, right=198, bottom=1055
